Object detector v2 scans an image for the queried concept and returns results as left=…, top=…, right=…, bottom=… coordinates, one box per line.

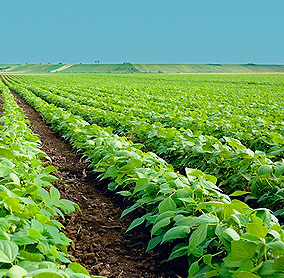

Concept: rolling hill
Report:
left=1, top=63, right=284, bottom=74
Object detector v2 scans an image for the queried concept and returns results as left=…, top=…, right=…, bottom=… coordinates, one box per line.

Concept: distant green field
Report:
left=134, top=64, right=284, bottom=73
left=0, top=64, right=63, bottom=74
left=57, top=63, right=139, bottom=73
left=1, top=63, right=284, bottom=74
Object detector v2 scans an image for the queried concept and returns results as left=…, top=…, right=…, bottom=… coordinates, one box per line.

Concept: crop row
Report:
left=0, top=82, right=102, bottom=278
left=10, top=74, right=284, bottom=153
left=4, top=78, right=284, bottom=277
left=5, top=77, right=284, bottom=216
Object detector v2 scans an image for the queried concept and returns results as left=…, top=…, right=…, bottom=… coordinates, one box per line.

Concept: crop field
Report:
left=1, top=64, right=284, bottom=74
left=0, top=73, right=284, bottom=277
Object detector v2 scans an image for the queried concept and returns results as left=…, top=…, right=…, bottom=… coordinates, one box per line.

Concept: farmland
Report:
left=0, top=73, right=284, bottom=277
left=1, top=64, right=284, bottom=74
left=0, top=81, right=101, bottom=277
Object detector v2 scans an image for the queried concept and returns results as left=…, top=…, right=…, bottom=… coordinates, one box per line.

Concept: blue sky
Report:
left=0, top=0, right=283, bottom=64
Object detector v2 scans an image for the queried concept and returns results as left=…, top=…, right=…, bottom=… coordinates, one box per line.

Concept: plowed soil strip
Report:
left=6, top=86, right=187, bottom=278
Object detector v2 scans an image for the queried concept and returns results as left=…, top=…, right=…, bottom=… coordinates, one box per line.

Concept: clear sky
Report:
left=0, top=0, right=283, bottom=64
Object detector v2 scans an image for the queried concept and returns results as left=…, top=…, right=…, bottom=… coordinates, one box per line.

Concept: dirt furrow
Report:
left=2, top=80, right=186, bottom=278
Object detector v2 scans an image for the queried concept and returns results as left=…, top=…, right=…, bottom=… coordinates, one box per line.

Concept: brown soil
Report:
left=1, top=78, right=187, bottom=278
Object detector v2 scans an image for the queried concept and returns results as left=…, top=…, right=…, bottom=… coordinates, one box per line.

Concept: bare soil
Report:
left=3, top=81, right=187, bottom=278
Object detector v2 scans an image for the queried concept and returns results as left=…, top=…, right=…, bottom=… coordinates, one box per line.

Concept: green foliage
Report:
left=0, top=83, right=100, bottom=277
left=4, top=74, right=284, bottom=277
left=7, top=74, right=284, bottom=213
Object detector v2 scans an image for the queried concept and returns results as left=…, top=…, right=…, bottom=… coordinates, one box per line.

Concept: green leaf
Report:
left=68, top=263, right=90, bottom=276
left=9, top=173, right=20, bottom=185
left=119, top=165, right=134, bottom=172
left=126, top=216, right=145, bottom=233
left=165, top=172, right=178, bottom=181
left=158, top=197, right=177, bottom=214
left=188, top=224, right=207, bottom=249
left=151, top=217, right=171, bottom=236
left=0, top=219, right=9, bottom=231
left=5, top=265, right=27, bottom=278
left=33, top=261, right=56, bottom=270
left=230, top=191, right=250, bottom=197
left=51, top=246, right=59, bottom=259
left=133, top=178, right=148, bottom=194
left=156, top=211, right=176, bottom=222
left=37, top=188, right=50, bottom=201
left=203, top=254, right=212, bottom=266
left=19, top=250, right=43, bottom=262
left=50, top=187, right=60, bottom=200
left=58, top=199, right=76, bottom=214
left=258, top=165, right=273, bottom=176
left=259, top=260, right=274, bottom=276
left=0, top=147, right=14, bottom=159
left=58, top=254, right=71, bottom=264
left=0, top=269, right=8, bottom=277
left=219, top=149, right=232, bottom=158
left=204, top=174, right=217, bottom=185
left=236, top=260, right=255, bottom=272
left=0, top=240, right=18, bottom=263
left=4, top=197, right=21, bottom=213
left=54, top=199, right=75, bottom=214
left=267, top=241, right=284, bottom=253
left=223, top=253, right=243, bottom=268
left=117, top=191, right=132, bottom=197
left=107, top=182, right=118, bottom=191
left=102, top=166, right=118, bottom=179
left=223, top=227, right=240, bottom=241
left=12, top=230, right=37, bottom=245
left=231, top=241, right=257, bottom=260
left=168, top=244, right=188, bottom=261
left=38, top=241, right=51, bottom=254
left=130, top=158, right=143, bottom=168
left=120, top=203, right=140, bottom=218
left=247, top=223, right=269, bottom=238
left=28, top=229, right=42, bottom=238
left=0, top=165, right=11, bottom=178
left=31, top=219, right=44, bottom=233
left=146, top=236, right=163, bottom=252
left=43, top=165, right=57, bottom=174
left=273, top=256, right=284, bottom=271
left=44, top=225, right=60, bottom=241
left=185, top=168, right=204, bottom=178
left=191, top=247, right=204, bottom=257
left=188, top=261, right=200, bottom=278
left=190, top=213, right=219, bottom=227
left=275, top=166, right=284, bottom=178
left=162, top=226, right=190, bottom=243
